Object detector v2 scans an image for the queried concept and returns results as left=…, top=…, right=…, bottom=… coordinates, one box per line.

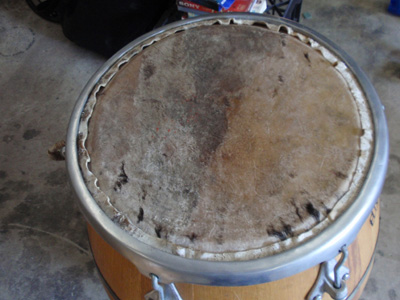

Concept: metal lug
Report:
left=307, top=246, right=350, bottom=300
left=145, top=274, right=183, bottom=300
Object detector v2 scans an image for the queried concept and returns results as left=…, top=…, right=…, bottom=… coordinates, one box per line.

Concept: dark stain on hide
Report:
left=305, top=202, right=320, bottom=222
left=114, top=162, right=128, bottom=192
left=137, top=207, right=144, bottom=223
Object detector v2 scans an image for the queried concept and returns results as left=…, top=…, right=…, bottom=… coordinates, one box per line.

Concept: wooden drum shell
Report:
left=88, top=201, right=380, bottom=300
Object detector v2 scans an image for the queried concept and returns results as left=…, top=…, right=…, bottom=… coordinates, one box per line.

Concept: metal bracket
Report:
left=307, top=246, right=350, bottom=300
left=145, top=274, right=183, bottom=300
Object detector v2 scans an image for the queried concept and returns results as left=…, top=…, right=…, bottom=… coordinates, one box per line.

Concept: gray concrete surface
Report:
left=0, top=0, right=399, bottom=299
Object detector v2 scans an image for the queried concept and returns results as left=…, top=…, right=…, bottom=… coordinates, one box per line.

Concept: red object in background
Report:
left=177, top=0, right=256, bottom=14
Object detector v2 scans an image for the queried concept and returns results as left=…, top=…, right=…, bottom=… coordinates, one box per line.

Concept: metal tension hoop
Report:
left=145, top=246, right=350, bottom=300
left=145, top=274, right=183, bottom=300
left=307, top=246, right=350, bottom=300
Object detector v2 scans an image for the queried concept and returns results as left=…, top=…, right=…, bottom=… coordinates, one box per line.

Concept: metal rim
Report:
left=66, top=13, right=388, bottom=286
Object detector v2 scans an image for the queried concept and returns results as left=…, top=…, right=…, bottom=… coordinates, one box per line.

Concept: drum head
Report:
left=77, top=18, right=375, bottom=262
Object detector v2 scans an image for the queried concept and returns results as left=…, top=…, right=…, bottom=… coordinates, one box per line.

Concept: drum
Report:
left=66, top=14, right=388, bottom=300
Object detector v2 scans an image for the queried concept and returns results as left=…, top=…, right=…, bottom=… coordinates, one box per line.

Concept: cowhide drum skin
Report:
left=78, top=21, right=373, bottom=262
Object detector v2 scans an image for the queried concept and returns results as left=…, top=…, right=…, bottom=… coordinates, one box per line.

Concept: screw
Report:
left=342, top=273, right=350, bottom=281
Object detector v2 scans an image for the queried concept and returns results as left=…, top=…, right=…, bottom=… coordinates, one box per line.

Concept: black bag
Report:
left=27, top=0, right=174, bottom=57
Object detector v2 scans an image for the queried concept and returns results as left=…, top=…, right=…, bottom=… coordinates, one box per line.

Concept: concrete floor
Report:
left=0, top=0, right=399, bottom=299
